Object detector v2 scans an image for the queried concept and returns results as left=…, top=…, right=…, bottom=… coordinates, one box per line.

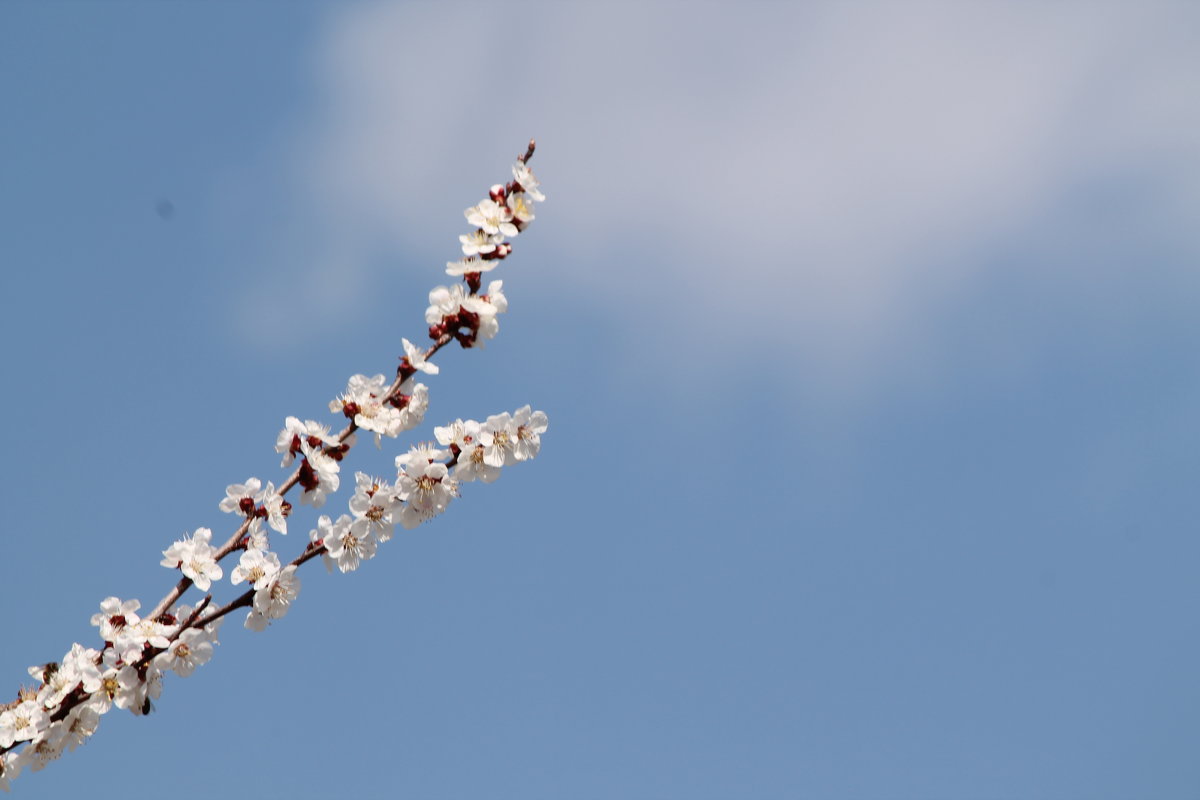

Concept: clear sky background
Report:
left=2, top=2, right=1199, bottom=797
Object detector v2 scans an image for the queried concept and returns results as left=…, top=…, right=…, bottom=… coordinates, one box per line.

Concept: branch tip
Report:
left=520, top=138, right=536, bottom=164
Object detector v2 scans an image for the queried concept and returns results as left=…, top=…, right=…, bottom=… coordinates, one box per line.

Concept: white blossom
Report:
left=396, top=458, right=457, bottom=529
left=348, top=472, right=398, bottom=543
left=425, top=283, right=505, bottom=346
left=219, top=477, right=262, bottom=517
left=90, top=597, right=141, bottom=644
left=245, top=565, right=301, bottom=631
left=33, top=644, right=100, bottom=710
left=475, top=280, right=508, bottom=343
left=507, top=191, right=536, bottom=224
left=154, top=628, right=215, bottom=678
left=276, top=417, right=336, bottom=467
left=161, top=527, right=223, bottom=591
left=316, top=514, right=377, bottom=573
left=512, top=161, right=545, bottom=202
left=446, top=256, right=497, bottom=276
left=17, top=722, right=66, bottom=773
left=458, top=228, right=500, bottom=257
left=402, top=337, right=439, bottom=375
left=481, top=411, right=517, bottom=467
left=230, top=548, right=282, bottom=587
left=454, top=443, right=502, bottom=484
left=464, top=287, right=500, bottom=318
left=0, top=752, right=19, bottom=791
left=62, top=644, right=103, bottom=695
left=426, top=283, right=467, bottom=324
left=395, top=443, right=450, bottom=470
left=256, top=481, right=290, bottom=535
left=395, top=382, right=429, bottom=436
left=60, top=704, right=101, bottom=752
left=464, top=198, right=518, bottom=237
left=113, top=664, right=162, bottom=716
left=299, top=439, right=342, bottom=507
left=246, top=526, right=271, bottom=551
left=511, top=405, right=549, bottom=462
left=91, top=659, right=121, bottom=715
left=0, top=700, right=48, bottom=748
left=434, top=418, right=481, bottom=451
left=331, top=373, right=415, bottom=447
left=32, top=663, right=77, bottom=711
left=113, top=616, right=173, bottom=665
left=483, top=279, right=508, bottom=314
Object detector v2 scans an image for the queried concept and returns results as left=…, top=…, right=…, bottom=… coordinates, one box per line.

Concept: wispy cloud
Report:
left=231, top=1, right=1200, bottom=386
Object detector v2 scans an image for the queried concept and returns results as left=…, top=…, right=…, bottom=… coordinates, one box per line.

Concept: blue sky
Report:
left=2, top=2, right=1199, bottom=797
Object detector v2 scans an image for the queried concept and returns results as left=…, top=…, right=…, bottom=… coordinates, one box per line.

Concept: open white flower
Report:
left=34, top=643, right=101, bottom=711
left=118, top=663, right=163, bottom=716
left=506, top=191, right=535, bottom=224
left=0, top=753, right=20, bottom=791
left=401, top=337, right=439, bottom=375
left=395, top=443, right=449, bottom=470
left=0, top=700, right=49, bottom=748
left=219, top=478, right=262, bottom=517
left=60, top=704, right=101, bottom=752
left=276, top=417, right=336, bottom=467
left=18, top=722, right=66, bottom=773
left=426, top=283, right=465, bottom=324
left=33, top=662, right=77, bottom=711
left=315, top=514, right=377, bottom=573
left=394, top=382, right=429, bottom=436
left=458, top=228, right=500, bottom=256
left=454, top=443, right=502, bottom=484
left=473, top=280, right=508, bottom=344
left=332, top=373, right=419, bottom=447
left=90, top=597, right=141, bottom=644
left=230, top=548, right=282, bottom=587
left=481, top=412, right=517, bottom=467
left=299, top=440, right=342, bottom=507
left=483, top=280, right=507, bottom=314
left=113, top=616, right=173, bottom=665
left=465, top=198, right=518, bottom=237
left=512, top=161, right=545, bottom=202
left=446, top=256, right=497, bottom=276
left=154, top=628, right=214, bottom=678
left=511, top=405, right=549, bottom=462
left=396, top=459, right=458, bottom=529
left=435, top=418, right=481, bottom=451
left=256, top=481, right=290, bottom=534
left=161, top=527, right=223, bottom=591
left=246, top=565, right=302, bottom=631
left=349, top=472, right=398, bottom=542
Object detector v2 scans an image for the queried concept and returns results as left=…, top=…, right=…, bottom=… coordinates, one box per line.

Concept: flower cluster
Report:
left=0, top=142, right=549, bottom=791
left=0, top=597, right=222, bottom=782
left=329, top=363, right=430, bottom=449
left=436, top=406, right=549, bottom=484
left=433, top=159, right=543, bottom=348
left=160, top=529, right=223, bottom=592
left=218, top=478, right=291, bottom=535
left=310, top=402, right=548, bottom=574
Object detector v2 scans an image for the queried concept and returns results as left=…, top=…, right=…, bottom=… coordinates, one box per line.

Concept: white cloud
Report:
left=236, top=1, right=1200, bottom=385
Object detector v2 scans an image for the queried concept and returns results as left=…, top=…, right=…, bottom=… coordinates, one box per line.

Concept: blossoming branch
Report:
left=0, top=141, right=549, bottom=791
